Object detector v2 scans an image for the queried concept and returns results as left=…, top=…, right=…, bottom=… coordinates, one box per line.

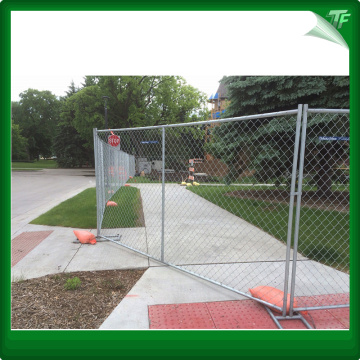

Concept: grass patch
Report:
left=102, top=186, right=144, bottom=228
left=126, top=177, right=178, bottom=184
left=12, top=160, right=58, bottom=169
left=127, top=176, right=159, bottom=184
left=30, top=187, right=144, bottom=229
left=31, top=188, right=97, bottom=228
left=188, top=186, right=349, bottom=271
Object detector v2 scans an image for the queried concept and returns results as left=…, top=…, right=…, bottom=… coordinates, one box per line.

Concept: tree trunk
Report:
left=316, top=160, right=333, bottom=197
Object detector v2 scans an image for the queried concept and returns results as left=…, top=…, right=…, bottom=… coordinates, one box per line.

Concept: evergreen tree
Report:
left=222, top=76, right=349, bottom=116
left=207, top=76, right=349, bottom=195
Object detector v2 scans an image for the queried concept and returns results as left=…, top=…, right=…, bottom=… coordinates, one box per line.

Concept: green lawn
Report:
left=12, top=160, right=58, bottom=169
left=126, top=175, right=350, bottom=194
left=30, top=186, right=143, bottom=229
left=127, top=176, right=159, bottom=184
left=188, top=185, right=349, bottom=271
left=102, top=187, right=144, bottom=228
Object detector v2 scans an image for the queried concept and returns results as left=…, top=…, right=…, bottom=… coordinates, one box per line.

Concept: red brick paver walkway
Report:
left=11, top=231, right=54, bottom=267
left=148, top=294, right=349, bottom=330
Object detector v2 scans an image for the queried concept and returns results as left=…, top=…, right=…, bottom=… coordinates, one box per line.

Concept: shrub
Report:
left=64, top=277, right=81, bottom=290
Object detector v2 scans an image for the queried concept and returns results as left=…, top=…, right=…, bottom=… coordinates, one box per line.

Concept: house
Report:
left=205, top=82, right=229, bottom=160
left=208, top=81, right=229, bottom=121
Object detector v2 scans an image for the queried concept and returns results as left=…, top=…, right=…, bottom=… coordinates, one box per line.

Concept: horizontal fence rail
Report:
left=96, top=109, right=299, bottom=133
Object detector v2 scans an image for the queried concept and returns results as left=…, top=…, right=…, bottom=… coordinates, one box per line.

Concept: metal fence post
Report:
left=161, top=126, right=166, bottom=262
left=99, top=140, right=105, bottom=230
left=289, top=104, right=308, bottom=316
left=93, top=128, right=101, bottom=237
left=282, top=104, right=303, bottom=317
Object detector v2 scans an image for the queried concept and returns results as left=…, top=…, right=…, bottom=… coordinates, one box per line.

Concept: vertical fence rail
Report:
left=282, top=104, right=303, bottom=317
left=93, top=128, right=101, bottom=236
left=289, top=104, right=308, bottom=316
left=161, top=127, right=166, bottom=262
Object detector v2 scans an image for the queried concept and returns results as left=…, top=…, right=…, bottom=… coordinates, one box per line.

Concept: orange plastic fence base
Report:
left=73, top=230, right=96, bottom=245
left=106, top=201, right=118, bottom=206
left=249, top=286, right=300, bottom=314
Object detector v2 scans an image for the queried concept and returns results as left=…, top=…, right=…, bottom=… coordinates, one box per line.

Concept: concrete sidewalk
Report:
left=11, top=223, right=247, bottom=329
left=99, top=184, right=349, bottom=329
left=11, top=171, right=349, bottom=329
left=11, top=170, right=246, bottom=330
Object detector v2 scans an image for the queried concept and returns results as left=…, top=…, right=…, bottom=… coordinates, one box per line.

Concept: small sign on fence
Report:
left=319, top=136, right=349, bottom=141
left=108, top=134, right=120, bottom=147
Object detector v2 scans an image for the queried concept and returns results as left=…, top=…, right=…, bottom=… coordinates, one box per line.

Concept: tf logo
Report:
left=326, top=10, right=351, bottom=29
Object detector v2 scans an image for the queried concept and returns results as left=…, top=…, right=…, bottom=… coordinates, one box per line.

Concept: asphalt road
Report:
left=11, top=168, right=96, bottom=236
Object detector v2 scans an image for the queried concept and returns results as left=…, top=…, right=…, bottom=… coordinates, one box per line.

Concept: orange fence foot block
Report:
left=107, top=201, right=118, bottom=206
left=73, top=230, right=97, bottom=245
left=249, top=286, right=300, bottom=315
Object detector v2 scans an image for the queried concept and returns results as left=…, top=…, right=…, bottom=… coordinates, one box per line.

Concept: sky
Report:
left=11, top=11, right=349, bottom=102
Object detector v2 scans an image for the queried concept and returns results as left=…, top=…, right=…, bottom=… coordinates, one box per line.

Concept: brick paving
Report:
left=11, top=231, right=53, bottom=267
left=148, top=294, right=349, bottom=330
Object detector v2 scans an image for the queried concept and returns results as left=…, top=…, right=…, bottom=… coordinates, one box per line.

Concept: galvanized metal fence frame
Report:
left=93, top=104, right=349, bottom=328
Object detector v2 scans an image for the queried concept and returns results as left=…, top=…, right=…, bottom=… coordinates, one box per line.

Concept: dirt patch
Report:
left=11, top=268, right=147, bottom=329
left=225, top=190, right=349, bottom=212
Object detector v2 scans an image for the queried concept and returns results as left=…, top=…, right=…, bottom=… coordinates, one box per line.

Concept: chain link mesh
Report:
left=162, top=115, right=299, bottom=300
left=93, top=106, right=349, bottom=315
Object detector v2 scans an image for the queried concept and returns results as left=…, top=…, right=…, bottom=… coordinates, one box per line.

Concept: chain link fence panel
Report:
left=93, top=105, right=349, bottom=318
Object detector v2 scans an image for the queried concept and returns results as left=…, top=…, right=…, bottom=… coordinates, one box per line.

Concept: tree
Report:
left=53, top=82, right=93, bottom=168
left=206, top=76, right=349, bottom=195
left=222, top=76, right=349, bottom=117
left=53, top=123, right=93, bottom=167
left=64, top=76, right=208, bottom=157
left=11, top=89, right=61, bottom=159
left=11, top=121, right=29, bottom=160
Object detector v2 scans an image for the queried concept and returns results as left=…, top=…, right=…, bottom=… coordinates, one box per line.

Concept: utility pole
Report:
left=102, top=96, right=110, bottom=129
